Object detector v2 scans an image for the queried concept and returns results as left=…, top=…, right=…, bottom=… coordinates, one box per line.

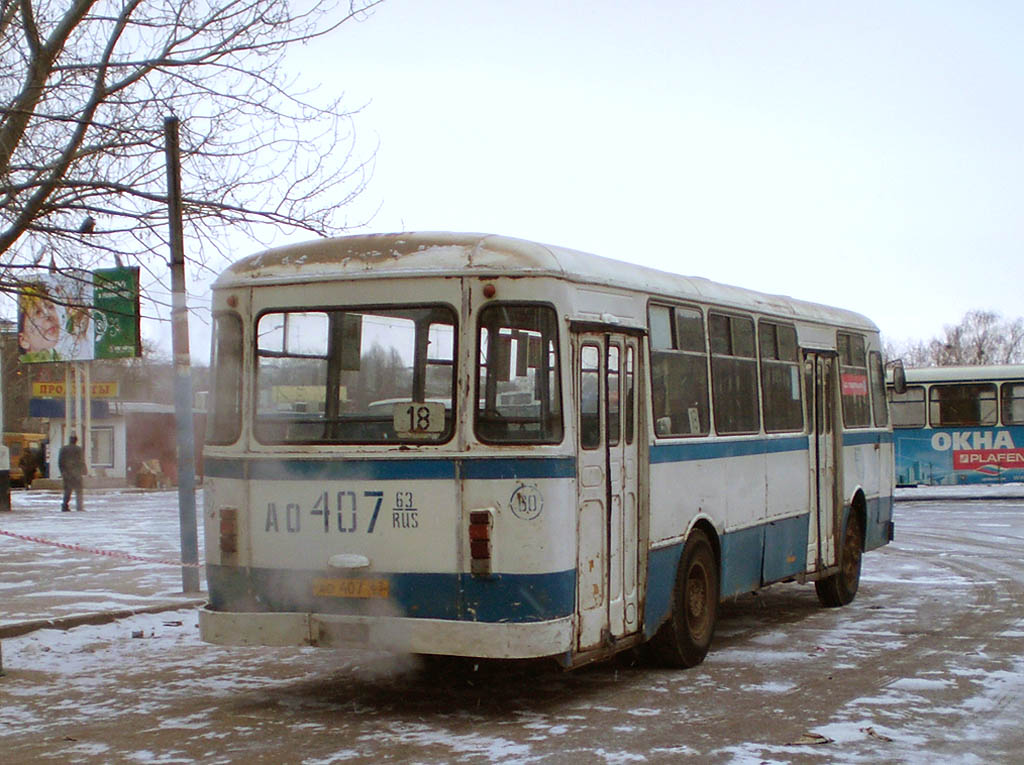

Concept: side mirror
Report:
left=889, top=360, right=907, bottom=395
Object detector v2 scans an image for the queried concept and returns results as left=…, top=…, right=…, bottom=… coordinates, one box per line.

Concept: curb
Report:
left=0, top=598, right=207, bottom=639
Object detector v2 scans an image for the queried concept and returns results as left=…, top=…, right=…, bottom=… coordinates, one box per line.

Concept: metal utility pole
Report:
left=164, top=116, right=200, bottom=593
left=0, top=342, right=8, bottom=513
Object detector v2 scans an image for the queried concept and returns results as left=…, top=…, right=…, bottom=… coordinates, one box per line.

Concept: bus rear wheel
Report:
left=815, top=511, right=863, bottom=608
left=651, top=529, right=718, bottom=668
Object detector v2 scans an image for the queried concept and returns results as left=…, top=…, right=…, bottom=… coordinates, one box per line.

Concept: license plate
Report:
left=312, top=577, right=389, bottom=599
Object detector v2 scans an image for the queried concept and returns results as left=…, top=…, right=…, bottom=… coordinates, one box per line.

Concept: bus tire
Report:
left=650, top=528, right=718, bottom=668
left=815, top=511, right=863, bottom=608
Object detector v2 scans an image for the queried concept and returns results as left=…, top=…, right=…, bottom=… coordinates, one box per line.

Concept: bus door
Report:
left=575, top=332, right=641, bottom=651
left=804, top=352, right=840, bottom=570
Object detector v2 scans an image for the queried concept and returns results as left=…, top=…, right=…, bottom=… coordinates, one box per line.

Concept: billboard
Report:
left=93, top=267, right=142, bottom=360
left=17, top=267, right=141, bottom=363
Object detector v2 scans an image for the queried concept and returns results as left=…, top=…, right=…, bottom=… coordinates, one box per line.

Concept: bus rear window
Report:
left=254, top=306, right=456, bottom=444
left=475, top=304, right=563, bottom=444
left=207, top=312, right=243, bottom=445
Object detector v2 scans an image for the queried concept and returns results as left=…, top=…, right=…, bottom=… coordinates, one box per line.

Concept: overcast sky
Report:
left=158, top=1, right=1022, bottom=356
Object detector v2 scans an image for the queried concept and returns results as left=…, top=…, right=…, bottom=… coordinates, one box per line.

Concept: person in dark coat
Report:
left=18, top=448, right=38, bottom=489
left=58, top=435, right=86, bottom=512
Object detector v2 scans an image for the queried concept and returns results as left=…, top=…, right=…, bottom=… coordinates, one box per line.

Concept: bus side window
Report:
left=837, top=332, right=870, bottom=428
left=930, top=383, right=997, bottom=427
left=648, top=304, right=710, bottom=437
left=868, top=351, right=889, bottom=427
left=1002, top=382, right=1024, bottom=425
left=710, top=312, right=759, bottom=434
left=889, top=386, right=925, bottom=427
left=758, top=320, right=803, bottom=432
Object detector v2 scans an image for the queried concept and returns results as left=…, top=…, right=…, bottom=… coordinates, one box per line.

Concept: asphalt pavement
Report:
left=0, top=487, right=207, bottom=640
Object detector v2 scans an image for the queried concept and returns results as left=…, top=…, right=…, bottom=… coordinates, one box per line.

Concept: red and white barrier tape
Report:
left=0, top=528, right=202, bottom=568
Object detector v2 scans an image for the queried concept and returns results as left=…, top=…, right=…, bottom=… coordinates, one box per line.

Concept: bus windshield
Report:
left=254, top=305, right=456, bottom=444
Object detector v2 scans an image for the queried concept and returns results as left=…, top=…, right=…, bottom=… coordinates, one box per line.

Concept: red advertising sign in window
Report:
left=841, top=373, right=868, bottom=397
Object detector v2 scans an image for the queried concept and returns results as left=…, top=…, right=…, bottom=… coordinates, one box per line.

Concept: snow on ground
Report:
left=1, top=486, right=1023, bottom=763
left=1, top=489, right=205, bottom=625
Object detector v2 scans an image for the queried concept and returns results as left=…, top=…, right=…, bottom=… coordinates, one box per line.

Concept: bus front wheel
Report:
left=815, top=511, right=863, bottom=608
left=651, top=529, right=719, bottom=668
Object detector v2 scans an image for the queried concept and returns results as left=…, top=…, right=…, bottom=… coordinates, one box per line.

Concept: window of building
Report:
left=90, top=427, right=114, bottom=468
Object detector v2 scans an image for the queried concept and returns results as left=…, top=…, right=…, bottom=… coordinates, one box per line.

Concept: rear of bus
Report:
left=199, top=236, right=577, bottom=660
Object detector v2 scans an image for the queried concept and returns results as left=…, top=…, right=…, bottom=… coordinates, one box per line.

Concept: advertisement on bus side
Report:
left=894, top=427, right=1024, bottom=485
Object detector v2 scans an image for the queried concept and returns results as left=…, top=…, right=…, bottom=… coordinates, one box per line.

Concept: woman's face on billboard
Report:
left=20, top=297, right=61, bottom=352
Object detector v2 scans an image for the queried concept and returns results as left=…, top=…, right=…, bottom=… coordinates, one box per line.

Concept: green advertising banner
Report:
left=93, top=266, right=141, bottom=360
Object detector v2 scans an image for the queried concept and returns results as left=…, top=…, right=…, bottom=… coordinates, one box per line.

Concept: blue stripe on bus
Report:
left=207, top=431, right=890, bottom=480
left=842, top=430, right=894, bottom=447
left=865, top=493, right=894, bottom=551
left=460, top=457, right=576, bottom=480
left=649, top=435, right=807, bottom=464
left=204, top=456, right=576, bottom=481
left=206, top=565, right=576, bottom=623
left=643, top=543, right=683, bottom=639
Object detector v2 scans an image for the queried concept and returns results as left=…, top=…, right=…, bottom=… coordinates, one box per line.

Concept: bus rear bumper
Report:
left=198, top=606, right=574, bottom=660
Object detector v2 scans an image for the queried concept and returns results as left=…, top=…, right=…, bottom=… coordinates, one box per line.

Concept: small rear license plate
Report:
left=312, top=577, right=389, bottom=599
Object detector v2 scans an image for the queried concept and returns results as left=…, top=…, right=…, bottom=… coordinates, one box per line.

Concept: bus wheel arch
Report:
left=815, top=492, right=866, bottom=608
left=650, top=523, right=720, bottom=668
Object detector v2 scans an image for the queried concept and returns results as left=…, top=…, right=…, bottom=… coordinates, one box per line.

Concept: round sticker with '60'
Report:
left=509, top=483, right=544, bottom=520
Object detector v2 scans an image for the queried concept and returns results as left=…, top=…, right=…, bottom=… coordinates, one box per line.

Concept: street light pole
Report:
left=164, top=116, right=200, bottom=593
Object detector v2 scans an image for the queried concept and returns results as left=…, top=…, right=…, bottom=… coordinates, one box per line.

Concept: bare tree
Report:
left=886, top=310, right=1024, bottom=367
left=1, top=0, right=382, bottom=311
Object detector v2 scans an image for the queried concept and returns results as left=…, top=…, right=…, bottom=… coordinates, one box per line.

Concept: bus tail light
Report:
left=219, top=507, right=239, bottom=557
left=469, top=509, right=493, bottom=576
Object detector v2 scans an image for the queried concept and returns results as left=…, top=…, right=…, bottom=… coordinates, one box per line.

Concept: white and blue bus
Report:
left=888, top=365, right=1024, bottom=486
left=199, top=233, right=896, bottom=669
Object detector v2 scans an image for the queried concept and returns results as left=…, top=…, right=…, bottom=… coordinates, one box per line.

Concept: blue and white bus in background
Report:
left=888, top=365, right=1024, bottom=486
left=199, top=232, right=896, bottom=669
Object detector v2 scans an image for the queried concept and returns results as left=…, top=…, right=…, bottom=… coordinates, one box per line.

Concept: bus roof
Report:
left=215, top=232, right=877, bottom=331
left=901, top=365, right=1024, bottom=384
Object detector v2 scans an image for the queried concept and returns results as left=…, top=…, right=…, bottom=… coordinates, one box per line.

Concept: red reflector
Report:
left=470, top=540, right=491, bottom=559
left=469, top=510, right=492, bottom=526
left=468, top=524, right=490, bottom=541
